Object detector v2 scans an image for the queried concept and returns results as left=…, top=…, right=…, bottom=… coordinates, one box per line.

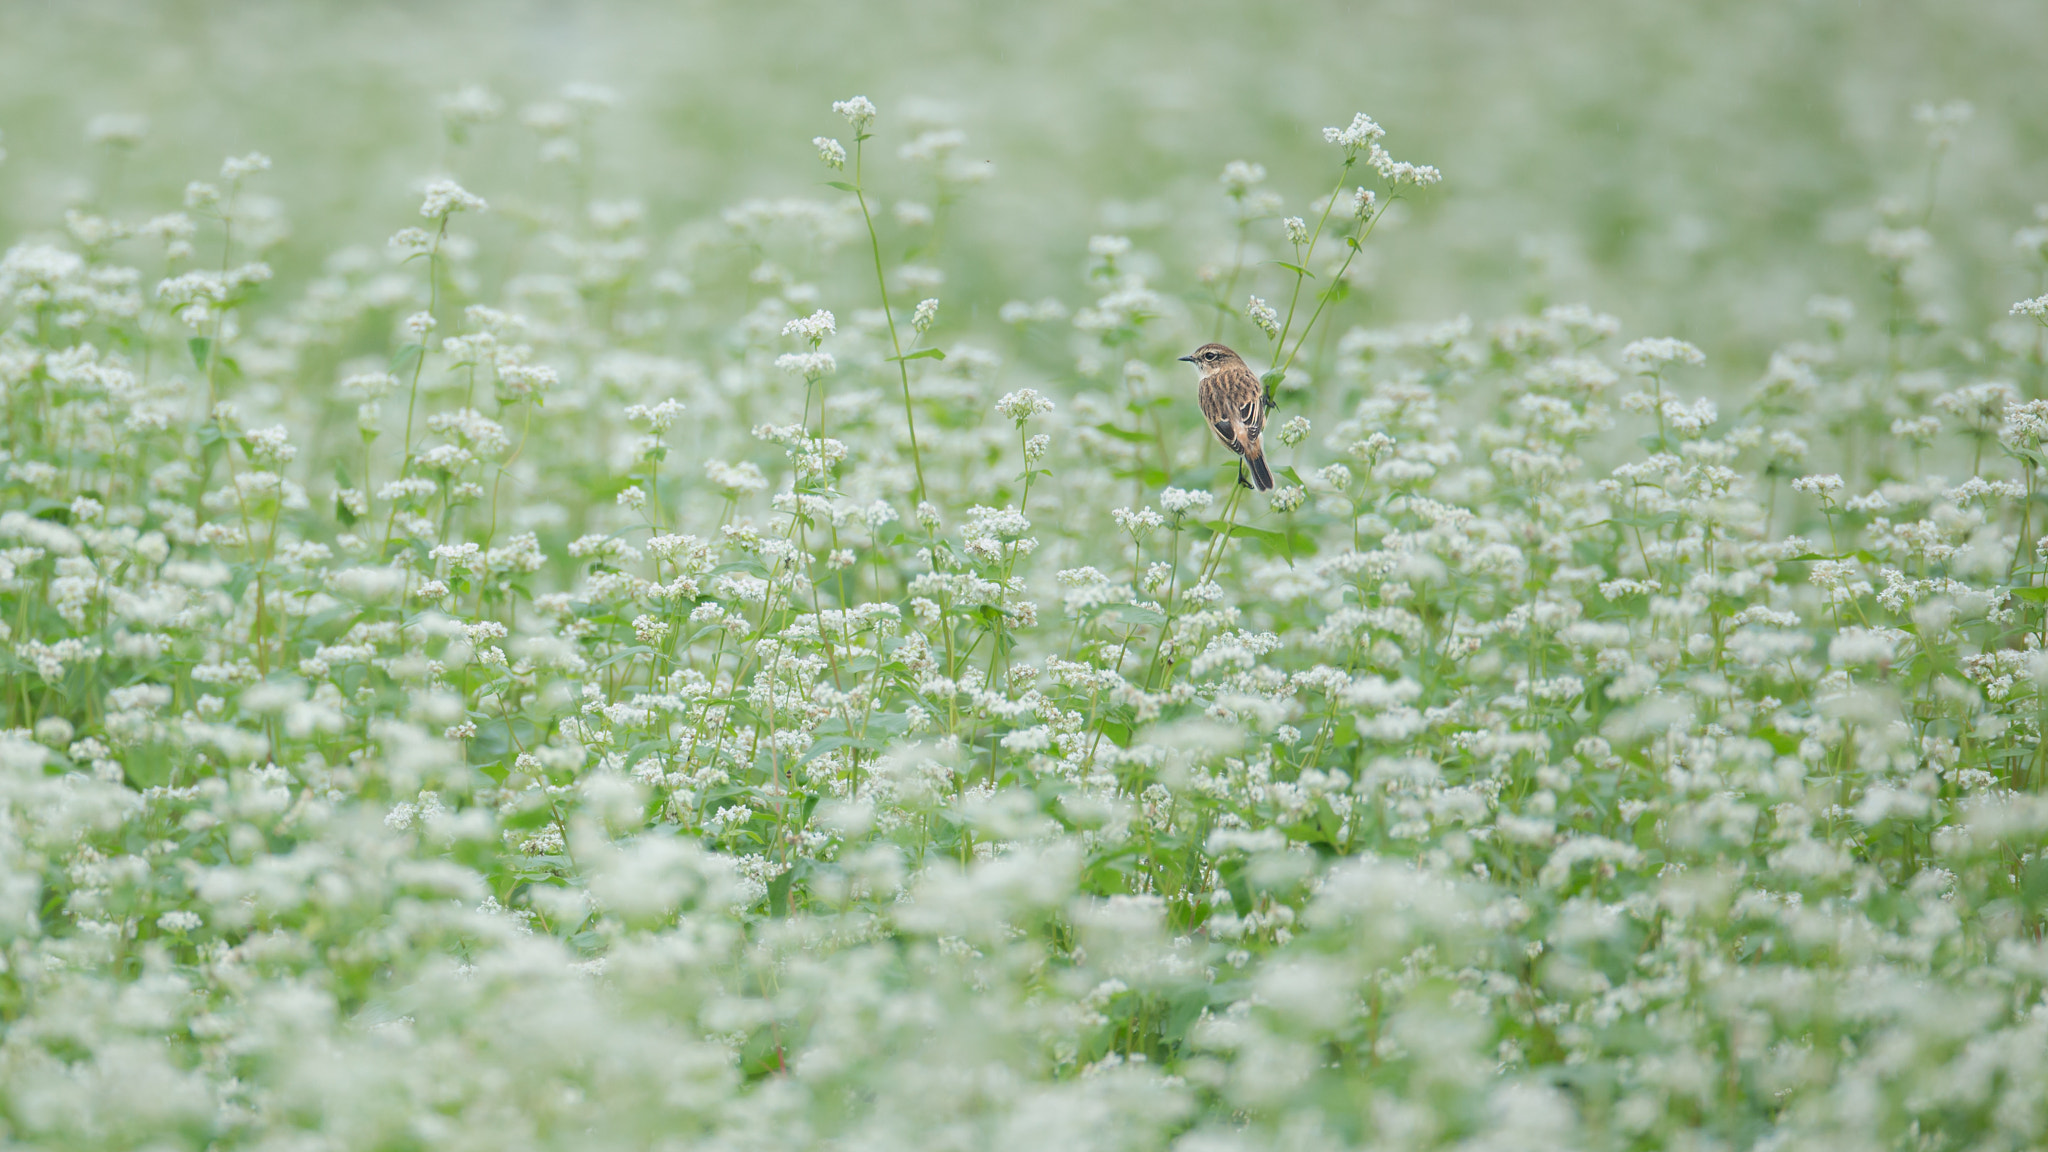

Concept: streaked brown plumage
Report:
left=1179, top=343, right=1273, bottom=491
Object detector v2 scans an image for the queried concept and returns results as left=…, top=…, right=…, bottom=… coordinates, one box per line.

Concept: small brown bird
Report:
left=1179, top=343, right=1273, bottom=491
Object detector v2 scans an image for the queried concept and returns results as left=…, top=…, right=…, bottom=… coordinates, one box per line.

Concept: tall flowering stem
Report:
left=828, top=96, right=929, bottom=504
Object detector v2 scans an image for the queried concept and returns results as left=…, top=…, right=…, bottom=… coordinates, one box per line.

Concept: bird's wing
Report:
left=1222, top=365, right=1265, bottom=446
left=1198, top=378, right=1239, bottom=449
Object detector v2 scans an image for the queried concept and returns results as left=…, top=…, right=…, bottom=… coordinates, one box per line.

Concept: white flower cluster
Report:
left=3, top=86, right=2046, bottom=1152
left=995, top=387, right=1054, bottom=424
left=420, top=178, right=488, bottom=218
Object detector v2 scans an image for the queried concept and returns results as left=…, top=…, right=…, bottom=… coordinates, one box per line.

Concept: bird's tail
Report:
left=1246, top=446, right=1274, bottom=491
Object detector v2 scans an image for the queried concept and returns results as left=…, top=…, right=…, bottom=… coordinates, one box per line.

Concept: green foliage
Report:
left=1, top=48, right=2047, bottom=1152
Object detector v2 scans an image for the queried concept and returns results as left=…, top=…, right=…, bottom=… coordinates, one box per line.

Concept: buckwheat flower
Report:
left=1248, top=296, right=1280, bottom=338
left=562, top=81, right=618, bottom=111
left=1661, top=397, right=1718, bottom=436
left=912, top=298, right=939, bottom=333
left=420, top=178, right=487, bottom=218
left=995, top=388, right=1054, bottom=425
left=782, top=309, right=836, bottom=343
left=1769, top=426, right=1818, bottom=457
left=1270, top=485, right=1306, bottom=512
left=1371, top=151, right=1442, bottom=186
left=243, top=425, right=295, bottom=464
left=1318, top=462, right=1353, bottom=489
left=707, top=804, right=752, bottom=835
left=404, top=311, right=436, bottom=340
left=219, top=152, right=270, bottom=181
left=1024, top=434, right=1049, bottom=462
left=617, top=487, right=647, bottom=511
left=1083, top=238, right=1133, bottom=270
left=389, top=227, right=433, bottom=253
left=1323, top=112, right=1386, bottom=154
left=497, top=362, right=556, bottom=397
left=1620, top=337, right=1705, bottom=373
left=2003, top=399, right=2048, bottom=451
left=813, top=136, right=847, bottom=170
left=340, top=371, right=396, bottom=400
left=916, top=501, right=942, bottom=532
left=1279, top=415, right=1311, bottom=446
left=776, top=351, right=836, bottom=379
left=898, top=265, right=943, bottom=292
left=1159, top=487, right=1214, bottom=517
left=2013, top=294, right=2048, bottom=321
left=1890, top=415, right=1940, bottom=446
left=631, top=614, right=670, bottom=645
left=1283, top=216, right=1309, bottom=247
left=1913, top=99, right=1973, bottom=148
left=1792, top=473, right=1845, bottom=500
left=523, top=99, right=573, bottom=136
left=438, top=84, right=503, bottom=127
left=1220, top=160, right=1266, bottom=194
left=857, top=501, right=898, bottom=530
left=1867, top=226, right=1930, bottom=264
left=624, top=397, right=686, bottom=432
left=1807, top=295, right=1855, bottom=326
left=1829, top=627, right=1898, bottom=667
left=156, top=909, right=201, bottom=933
left=84, top=113, right=148, bottom=149
left=899, top=129, right=965, bottom=161
left=833, top=95, right=877, bottom=131
left=706, top=459, right=767, bottom=496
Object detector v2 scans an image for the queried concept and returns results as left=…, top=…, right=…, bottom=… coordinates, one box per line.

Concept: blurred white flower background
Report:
left=3, top=2, right=2048, bottom=1148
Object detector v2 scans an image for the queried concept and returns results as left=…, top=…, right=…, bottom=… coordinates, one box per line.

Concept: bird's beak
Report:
left=1177, top=355, right=1195, bottom=362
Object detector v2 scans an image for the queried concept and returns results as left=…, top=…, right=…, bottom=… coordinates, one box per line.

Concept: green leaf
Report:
left=334, top=494, right=359, bottom=526
left=2010, top=586, right=2048, bottom=603
left=1194, top=520, right=1284, bottom=544
left=224, top=562, right=258, bottom=605
left=1272, top=261, right=1316, bottom=279
left=799, top=735, right=868, bottom=765
left=768, top=867, right=796, bottom=917
left=1105, top=603, right=1166, bottom=627
left=1091, top=422, right=1153, bottom=444
left=187, top=336, right=210, bottom=369
left=500, top=801, right=559, bottom=831
left=887, top=348, right=945, bottom=362
left=824, top=180, right=860, bottom=193
left=389, top=343, right=424, bottom=377
left=591, top=644, right=657, bottom=670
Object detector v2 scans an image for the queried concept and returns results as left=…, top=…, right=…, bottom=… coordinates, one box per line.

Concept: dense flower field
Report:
left=5, top=75, right=2048, bottom=1150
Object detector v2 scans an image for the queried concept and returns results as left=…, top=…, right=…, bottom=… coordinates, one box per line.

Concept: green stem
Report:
left=849, top=135, right=928, bottom=503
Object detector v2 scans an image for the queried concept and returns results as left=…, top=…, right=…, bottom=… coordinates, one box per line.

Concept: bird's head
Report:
left=1178, top=343, right=1244, bottom=375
